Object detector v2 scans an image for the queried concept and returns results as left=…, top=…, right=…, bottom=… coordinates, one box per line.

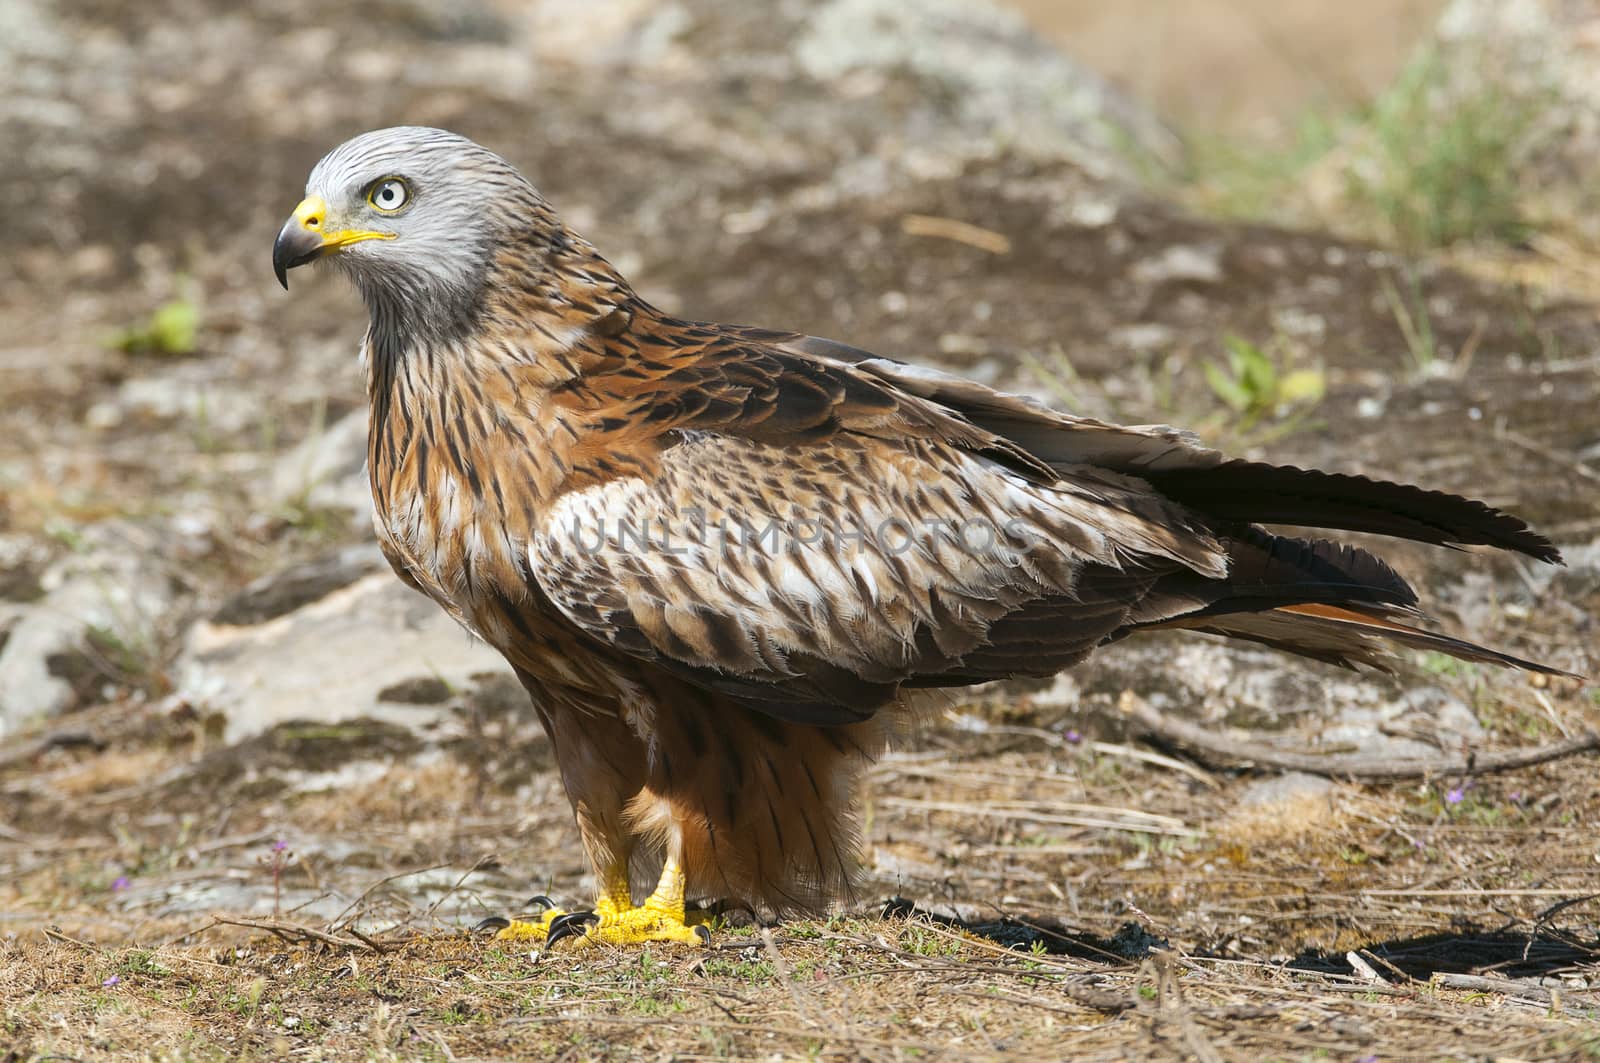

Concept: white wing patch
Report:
left=524, top=432, right=1221, bottom=689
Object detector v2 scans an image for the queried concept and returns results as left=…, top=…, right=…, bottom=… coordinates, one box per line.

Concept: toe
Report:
left=546, top=911, right=600, bottom=948
left=493, top=915, right=567, bottom=943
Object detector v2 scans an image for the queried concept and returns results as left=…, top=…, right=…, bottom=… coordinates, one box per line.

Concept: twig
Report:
left=42, top=926, right=102, bottom=952
left=160, top=916, right=224, bottom=949
left=1303, top=982, right=1412, bottom=996
left=1120, top=693, right=1600, bottom=780
left=1345, top=951, right=1386, bottom=984
left=0, top=731, right=105, bottom=770
left=501, top=1012, right=956, bottom=1056
left=1434, top=973, right=1564, bottom=1008
left=421, top=855, right=495, bottom=924
left=212, top=916, right=390, bottom=953
left=1086, top=739, right=1221, bottom=788
left=877, top=795, right=1195, bottom=836
left=1533, top=892, right=1600, bottom=926
left=425, top=1030, right=458, bottom=1062
left=938, top=984, right=1126, bottom=1018
left=759, top=928, right=823, bottom=1028
left=1151, top=952, right=1224, bottom=1063
left=344, top=926, right=391, bottom=952
left=900, top=214, right=1011, bottom=255
left=328, top=861, right=451, bottom=928
left=1494, top=422, right=1600, bottom=484
left=824, top=924, right=1139, bottom=1013
left=1527, top=893, right=1600, bottom=961
left=971, top=720, right=1219, bottom=788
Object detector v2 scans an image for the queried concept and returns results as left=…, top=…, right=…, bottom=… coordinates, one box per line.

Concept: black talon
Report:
left=474, top=916, right=511, bottom=933
left=693, top=925, right=712, bottom=946
left=546, top=911, right=598, bottom=947
left=524, top=894, right=557, bottom=913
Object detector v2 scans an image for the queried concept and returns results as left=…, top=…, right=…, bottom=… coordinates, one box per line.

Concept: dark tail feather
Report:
left=1167, top=603, right=1578, bottom=677
left=1119, top=529, right=1576, bottom=677
left=1126, top=528, right=1423, bottom=623
left=1139, top=460, right=1563, bottom=564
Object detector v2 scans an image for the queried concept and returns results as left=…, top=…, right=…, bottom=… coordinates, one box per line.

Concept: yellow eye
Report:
left=368, top=177, right=409, bottom=212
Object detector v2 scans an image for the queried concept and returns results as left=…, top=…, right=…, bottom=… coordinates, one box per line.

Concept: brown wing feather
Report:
left=762, top=331, right=1562, bottom=564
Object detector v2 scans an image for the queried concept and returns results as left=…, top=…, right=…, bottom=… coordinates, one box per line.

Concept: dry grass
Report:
left=3, top=670, right=1598, bottom=1061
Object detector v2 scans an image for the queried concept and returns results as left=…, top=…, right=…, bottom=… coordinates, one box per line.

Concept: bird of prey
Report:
left=273, top=127, right=1567, bottom=947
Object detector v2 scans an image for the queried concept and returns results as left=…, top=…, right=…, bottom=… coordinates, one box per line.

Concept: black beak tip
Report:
left=273, top=222, right=317, bottom=291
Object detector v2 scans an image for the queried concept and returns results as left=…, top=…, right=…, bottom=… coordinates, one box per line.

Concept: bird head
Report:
left=274, top=126, right=540, bottom=334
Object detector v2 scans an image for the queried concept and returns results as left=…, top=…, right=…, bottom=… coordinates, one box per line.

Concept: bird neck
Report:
left=482, top=221, right=641, bottom=363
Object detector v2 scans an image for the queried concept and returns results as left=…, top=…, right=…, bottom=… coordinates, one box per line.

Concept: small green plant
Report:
left=1203, top=334, right=1324, bottom=436
left=900, top=924, right=964, bottom=958
left=108, top=283, right=202, bottom=356
left=118, top=950, right=173, bottom=978
left=55, top=623, right=171, bottom=704
left=1178, top=108, right=1344, bottom=221
left=1379, top=270, right=1441, bottom=377
left=1346, top=46, right=1547, bottom=249
left=1417, top=650, right=1474, bottom=679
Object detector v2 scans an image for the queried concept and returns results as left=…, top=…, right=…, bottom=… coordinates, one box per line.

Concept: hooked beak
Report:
left=272, top=194, right=395, bottom=289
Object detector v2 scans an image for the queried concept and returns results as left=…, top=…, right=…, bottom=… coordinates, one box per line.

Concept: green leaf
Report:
left=1278, top=368, right=1325, bottom=404
left=147, top=298, right=199, bottom=355
left=1203, top=361, right=1250, bottom=411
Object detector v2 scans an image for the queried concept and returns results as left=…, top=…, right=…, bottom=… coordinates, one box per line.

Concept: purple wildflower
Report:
left=1444, top=786, right=1465, bottom=805
left=1064, top=729, right=1083, bottom=745
left=272, top=839, right=289, bottom=853
left=103, top=974, right=121, bottom=987
left=111, top=875, right=130, bottom=892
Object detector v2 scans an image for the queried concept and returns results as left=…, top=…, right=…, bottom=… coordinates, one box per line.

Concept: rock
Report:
left=178, top=573, right=508, bottom=742
left=1130, top=244, right=1225, bottom=287
left=269, top=409, right=370, bottom=518
left=1237, top=772, right=1335, bottom=808
left=1324, top=686, right=1486, bottom=759
left=0, top=522, right=179, bottom=734
left=0, top=534, right=51, bottom=604
left=791, top=0, right=1179, bottom=176
left=212, top=543, right=386, bottom=626
left=1224, top=772, right=1341, bottom=844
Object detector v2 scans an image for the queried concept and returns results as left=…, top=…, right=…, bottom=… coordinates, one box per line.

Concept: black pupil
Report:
left=380, top=183, right=399, bottom=205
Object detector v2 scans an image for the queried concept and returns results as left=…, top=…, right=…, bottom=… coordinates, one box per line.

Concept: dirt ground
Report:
left=3, top=0, right=1600, bottom=1060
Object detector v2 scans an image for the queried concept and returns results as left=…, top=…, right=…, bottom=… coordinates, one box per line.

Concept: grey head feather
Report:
left=304, top=126, right=543, bottom=347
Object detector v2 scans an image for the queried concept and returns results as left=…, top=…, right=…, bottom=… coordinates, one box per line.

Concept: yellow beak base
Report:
left=272, top=194, right=395, bottom=288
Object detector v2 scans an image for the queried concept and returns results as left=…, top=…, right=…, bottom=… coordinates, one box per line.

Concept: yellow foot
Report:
left=548, top=903, right=711, bottom=948
left=491, top=911, right=563, bottom=942
left=475, top=895, right=565, bottom=942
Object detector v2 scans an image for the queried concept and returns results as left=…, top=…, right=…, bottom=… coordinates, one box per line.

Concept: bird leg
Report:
left=546, top=831, right=711, bottom=947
